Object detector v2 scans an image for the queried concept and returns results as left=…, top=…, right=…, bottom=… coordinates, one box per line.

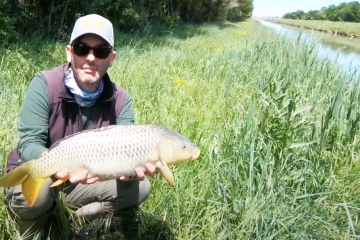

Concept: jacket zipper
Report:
left=77, top=105, right=85, bottom=132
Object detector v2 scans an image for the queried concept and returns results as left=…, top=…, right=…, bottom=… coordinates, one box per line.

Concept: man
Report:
left=4, top=14, right=158, bottom=239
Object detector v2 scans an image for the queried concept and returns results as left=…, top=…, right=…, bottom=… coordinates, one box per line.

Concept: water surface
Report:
left=258, top=20, right=360, bottom=74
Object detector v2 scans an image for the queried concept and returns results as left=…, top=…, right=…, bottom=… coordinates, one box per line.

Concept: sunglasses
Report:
left=71, top=42, right=112, bottom=59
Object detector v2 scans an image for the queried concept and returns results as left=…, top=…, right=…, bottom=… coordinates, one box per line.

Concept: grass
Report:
left=1, top=19, right=360, bottom=239
left=273, top=19, right=360, bottom=35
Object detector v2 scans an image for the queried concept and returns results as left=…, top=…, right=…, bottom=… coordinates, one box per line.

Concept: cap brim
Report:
left=71, top=30, right=113, bottom=47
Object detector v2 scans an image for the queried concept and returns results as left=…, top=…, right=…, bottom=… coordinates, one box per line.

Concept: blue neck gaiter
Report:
left=64, top=67, right=104, bottom=107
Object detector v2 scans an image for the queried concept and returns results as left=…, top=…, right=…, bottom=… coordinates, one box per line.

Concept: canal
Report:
left=258, top=20, right=360, bottom=75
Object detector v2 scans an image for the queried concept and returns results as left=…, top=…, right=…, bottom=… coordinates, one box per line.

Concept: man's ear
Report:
left=109, top=51, right=116, bottom=67
left=66, top=45, right=72, bottom=63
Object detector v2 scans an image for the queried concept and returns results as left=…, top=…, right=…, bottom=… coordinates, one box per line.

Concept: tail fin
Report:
left=0, top=161, right=31, bottom=187
left=0, top=162, right=46, bottom=207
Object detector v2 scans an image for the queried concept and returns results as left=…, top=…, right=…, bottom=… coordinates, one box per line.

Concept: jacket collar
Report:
left=59, top=63, right=116, bottom=103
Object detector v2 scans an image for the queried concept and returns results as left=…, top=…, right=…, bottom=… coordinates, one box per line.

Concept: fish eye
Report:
left=182, top=143, right=186, bottom=149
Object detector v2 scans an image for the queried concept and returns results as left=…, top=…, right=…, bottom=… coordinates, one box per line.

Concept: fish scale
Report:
left=0, top=124, right=200, bottom=207
left=36, top=125, right=161, bottom=178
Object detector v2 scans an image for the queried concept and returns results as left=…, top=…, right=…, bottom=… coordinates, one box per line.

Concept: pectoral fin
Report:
left=156, top=161, right=175, bottom=187
left=50, top=176, right=70, bottom=187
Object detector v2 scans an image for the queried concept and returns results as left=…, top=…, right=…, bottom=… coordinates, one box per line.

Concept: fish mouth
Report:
left=188, top=148, right=200, bottom=161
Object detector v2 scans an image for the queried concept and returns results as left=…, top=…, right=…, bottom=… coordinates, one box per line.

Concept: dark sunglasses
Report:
left=71, top=42, right=112, bottom=59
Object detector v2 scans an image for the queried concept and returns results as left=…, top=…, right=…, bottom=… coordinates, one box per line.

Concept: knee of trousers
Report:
left=138, top=176, right=151, bottom=205
left=107, top=177, right=152, bottom=211
left=5, top=178, right=56, bottom=221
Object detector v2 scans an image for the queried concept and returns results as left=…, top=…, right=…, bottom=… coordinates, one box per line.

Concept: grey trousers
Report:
left=5, top=176, right=151, bottom=239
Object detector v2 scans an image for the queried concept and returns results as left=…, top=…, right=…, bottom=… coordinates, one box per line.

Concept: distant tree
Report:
left=294, top=10, right=306, bottom=19
left=338, top=1, right=360, bottom=22
left=305, top=10, right=320, bottom=20
left=324, top=4, right=340, bottom=21
left=282, top=1, right=360, bottom=23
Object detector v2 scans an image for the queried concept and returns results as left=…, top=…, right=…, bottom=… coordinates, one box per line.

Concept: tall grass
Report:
left=1, top=20, right=360, bottom=239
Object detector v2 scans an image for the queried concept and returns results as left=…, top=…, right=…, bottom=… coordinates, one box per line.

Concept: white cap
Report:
left=70, top=14, right=114, bottom=47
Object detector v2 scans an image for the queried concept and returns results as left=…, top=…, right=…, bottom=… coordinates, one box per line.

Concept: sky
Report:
left=252, top=0, right=357, bottom=17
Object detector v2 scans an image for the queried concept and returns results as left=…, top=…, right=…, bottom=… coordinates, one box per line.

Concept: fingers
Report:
left=54, top=169, right=100, bottom=185
left=135, top=167, right=145, bottom=181
left=69, top=169, right=88, bottom=183
left=54, top=168, right=70, bottom=179
left=118, top=163, right=160, bottom=182
left=119, top=176, right=131, bottom=181
left=69, top=170, right=100, bottom=184
left=83, top=176, right=100, bottom=184
left=145, top=163, right=157, bottom=176
left=56, top=164, right=161, bottom=185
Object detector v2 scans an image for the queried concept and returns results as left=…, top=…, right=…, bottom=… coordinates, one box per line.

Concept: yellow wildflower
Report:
left=236, top=31, right=247, bottom=37
left=209, top=43, right=224, bottom=53
left=173, top=76, right=187, bottom=86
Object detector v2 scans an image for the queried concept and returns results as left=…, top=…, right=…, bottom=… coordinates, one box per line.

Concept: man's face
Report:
left=66, top=34, right=116, bottom=92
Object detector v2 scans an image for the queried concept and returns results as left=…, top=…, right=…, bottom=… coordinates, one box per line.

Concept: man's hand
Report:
left=54, top=169, right=99, bottom=184
left=119, top=163, right=159, bottom=181
left=54, top=162, right=160, bottom=184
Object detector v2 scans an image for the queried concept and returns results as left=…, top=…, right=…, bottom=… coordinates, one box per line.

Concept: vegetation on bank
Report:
left=0, top=0, right=253, bottom=43
left=283, top=1, right=360, bottom=23
left=2, top=20, right=360, bottom=239
left=273, top=19, right=360, bottom=35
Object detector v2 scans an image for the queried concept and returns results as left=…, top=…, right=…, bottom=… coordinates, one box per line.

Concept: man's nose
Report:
left=86, top=50, right=96, bottom=61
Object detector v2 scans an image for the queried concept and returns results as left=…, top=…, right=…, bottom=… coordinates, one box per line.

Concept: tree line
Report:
left=282, top=1, right=360, bottom=22
left=0, top=0, right=253, bottom=42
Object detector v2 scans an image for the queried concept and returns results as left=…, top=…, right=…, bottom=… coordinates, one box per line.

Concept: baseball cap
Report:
left=70, top=14, right=114, bottom=47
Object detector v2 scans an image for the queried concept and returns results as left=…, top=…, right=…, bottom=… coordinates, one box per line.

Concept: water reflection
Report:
left=257, top=20, right=360, bottom=74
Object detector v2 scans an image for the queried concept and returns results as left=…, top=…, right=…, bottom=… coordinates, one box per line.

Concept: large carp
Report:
left=0, top=124, right=200, bottom=207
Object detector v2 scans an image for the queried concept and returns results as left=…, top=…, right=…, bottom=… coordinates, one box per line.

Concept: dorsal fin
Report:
left=48, top=125, right=119, bottom=152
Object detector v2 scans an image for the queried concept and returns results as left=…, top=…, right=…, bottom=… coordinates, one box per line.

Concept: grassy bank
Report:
left=1, top=20, right=360, bottom=239
left=273, top=19, right=360, bottom=35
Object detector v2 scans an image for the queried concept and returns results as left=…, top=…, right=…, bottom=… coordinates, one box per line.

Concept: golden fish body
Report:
left=0, top=124, right=200, bottom=207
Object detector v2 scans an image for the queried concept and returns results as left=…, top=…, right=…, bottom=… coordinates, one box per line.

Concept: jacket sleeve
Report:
left=17, top=73, right=49, bottom=162
left=116, top=91, right=135, bottom=125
